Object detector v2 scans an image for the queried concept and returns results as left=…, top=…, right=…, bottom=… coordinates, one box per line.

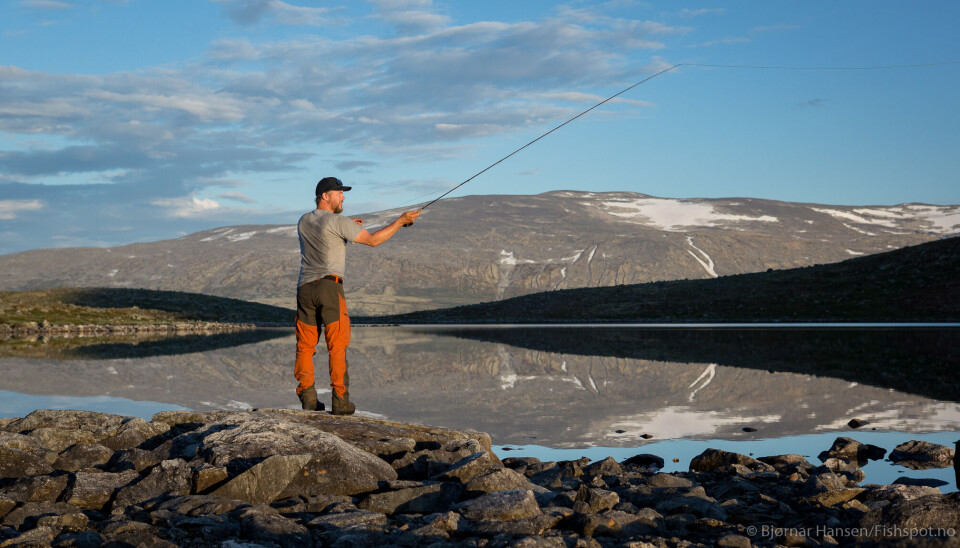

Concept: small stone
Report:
left=583, top=456, right=623, bottom=477
left=716, top=533, right=751, bottom=548
left=848, top=418, right=868, bottom=429
left=191, top=465, right=229, bottom=494
left=621, top=453, right=664, bottom=469
left=306, top=510, right=388, bottom=531
left=643, top=473, right=693, bottom=488
left=893, top=477, right=950, bottom=488
left=240, top=510, right=312, bottom=547
left=805, top=488, right=866, bottom=507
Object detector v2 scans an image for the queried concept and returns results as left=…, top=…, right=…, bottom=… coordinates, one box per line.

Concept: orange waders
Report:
left=294, top=276, right=351, bottom=400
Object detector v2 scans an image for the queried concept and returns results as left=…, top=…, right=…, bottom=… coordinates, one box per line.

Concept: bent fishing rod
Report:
left=402, top=63, right=682, bottom=225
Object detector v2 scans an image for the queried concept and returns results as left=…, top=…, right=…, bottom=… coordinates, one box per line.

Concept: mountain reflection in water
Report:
left=0, top=326, right=957, bottom=451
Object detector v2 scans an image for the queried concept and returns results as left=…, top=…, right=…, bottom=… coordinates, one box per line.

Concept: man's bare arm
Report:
left=353, top=210, right=421, bottom=247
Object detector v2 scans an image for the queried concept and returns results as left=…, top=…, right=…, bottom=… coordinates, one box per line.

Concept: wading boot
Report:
left=297, top=385, right=325, bottom=411
left=331, top=392, right=355, bottom=415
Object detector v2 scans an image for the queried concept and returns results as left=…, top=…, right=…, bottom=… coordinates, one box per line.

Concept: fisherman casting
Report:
left=294, top=177, right=421, bottom=414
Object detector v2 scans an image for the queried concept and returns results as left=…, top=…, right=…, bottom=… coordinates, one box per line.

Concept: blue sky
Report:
left=1, top=0, right=958, bottom=254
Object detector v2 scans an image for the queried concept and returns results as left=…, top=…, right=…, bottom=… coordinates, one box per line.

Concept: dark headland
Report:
left=362, top=236, right=960, bottom=324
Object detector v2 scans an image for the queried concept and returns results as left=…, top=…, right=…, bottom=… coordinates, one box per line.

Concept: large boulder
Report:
left=689, top=448, right=774, bottom=473
left=0, top=432, right=53, bottom=479
left=53, top=443, right=116, bottom=472
left=818, top=437, right=886, bottom=463
left=197, top=416, right=397, bottom=496
left=889, top=440, right=955, bottom=469
left=113, top=459, right=192, bottom=509
left=860, top=492, right=960, bottom=541
left=358, top=481, right=462, bottom=515
left=63, top=469, right=139, bottom=511
left=210, top=454, right=313, bottom=505
left=454, top=489, right=541, bottom=521
left=430, top=452, right=500, bottom=483
left=463, top=467, right=538, bottom=496
left=0, top=474, right=68, bottom=503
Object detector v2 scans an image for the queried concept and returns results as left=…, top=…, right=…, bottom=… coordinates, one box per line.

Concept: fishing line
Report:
left=398, top=63, right=682, bottom=221
left=396, top=59, right=956, bottom=220
left=684, top=61, right=959, bottom=70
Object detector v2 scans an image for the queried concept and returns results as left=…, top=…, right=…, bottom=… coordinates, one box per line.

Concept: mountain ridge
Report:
left=1, top=191, right=956, bottom=315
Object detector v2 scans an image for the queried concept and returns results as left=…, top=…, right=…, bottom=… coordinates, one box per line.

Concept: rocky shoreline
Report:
left=1, top=409, right=958, bottom=547
left=0, top=322, right=257, bottom=339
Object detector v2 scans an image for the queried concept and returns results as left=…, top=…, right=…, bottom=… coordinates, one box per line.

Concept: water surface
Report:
left=1, top=325, right=957, bottom=487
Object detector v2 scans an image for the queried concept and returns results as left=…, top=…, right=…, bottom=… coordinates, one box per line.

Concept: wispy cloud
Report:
left=0, top=3, right=691, bottom=252
left=751, top=24, right=800, bottom=33
left=213, top=0, right=336, bottom=27
left=151, top=196, right=221, bottom=218
left=335, top=160, right=379, bottom=172
left=799, top=98, right=825, bottom=108
left=217, top=192, right=257, bottom=204
left=0, top=199, right=44, bottom=219
left=688, top=36, right=750, bottom=48
left=20, top=0, right=75, bottom=10
left=678, top=8, right=725, bottom=18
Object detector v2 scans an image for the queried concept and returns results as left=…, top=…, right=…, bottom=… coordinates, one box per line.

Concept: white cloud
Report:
left=217, top=192, right=256, bottom=204
left=678, top=8, right=726, bottom=18
left=689, top=37, right=751, bottom=48
left=213, top=0, right=335, bottom=26
left=151, top=196, right=221, bottom=218
left=538, top=91, right=654, bottom=108
left=0, top=199, right=45, bottom=219
left=20, top=0, right=75, bottom=10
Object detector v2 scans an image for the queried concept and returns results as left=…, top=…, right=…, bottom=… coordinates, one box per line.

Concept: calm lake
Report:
left=1, top=325, right=957, bottom=488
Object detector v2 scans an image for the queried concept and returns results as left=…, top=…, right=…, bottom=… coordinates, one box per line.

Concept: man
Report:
left=295, top=176, right=420, bottom=415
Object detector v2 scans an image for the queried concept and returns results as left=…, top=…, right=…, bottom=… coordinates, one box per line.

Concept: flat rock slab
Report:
left=195, top=416, right=398, bottom=496
left=211, top=454, right=313, bottom=505
left=455, top=489, right=541, bottom=521
left=153, top=408, right=495, bottom=461
left=359, top=481, right=462, bottom=515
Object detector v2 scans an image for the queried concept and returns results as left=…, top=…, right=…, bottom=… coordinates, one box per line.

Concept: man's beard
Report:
left=333, top=203, right=343, bottom=214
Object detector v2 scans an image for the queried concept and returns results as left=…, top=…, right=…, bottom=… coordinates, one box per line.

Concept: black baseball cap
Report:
left=315, top=177, right=352, bottom=196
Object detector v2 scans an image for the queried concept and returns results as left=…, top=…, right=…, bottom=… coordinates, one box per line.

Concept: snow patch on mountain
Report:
left=594, top=198, right=778, bottom=230
left=686, top=237, right=718, bottom=278
left=815, top=205, right=960, bottom=234
left=813, top=208, right=898, bottom=227
left=227, top=231, right=256, bottom=242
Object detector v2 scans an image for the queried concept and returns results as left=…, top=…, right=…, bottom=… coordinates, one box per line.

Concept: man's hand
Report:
left=355, top=209, right=422, bottom=247
left=400, top=210, right=421, bottom=227
left=352, top=218, right=363, bottom=227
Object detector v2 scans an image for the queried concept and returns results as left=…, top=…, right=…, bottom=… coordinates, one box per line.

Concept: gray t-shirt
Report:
left=297, top=209, right=364, bottom=286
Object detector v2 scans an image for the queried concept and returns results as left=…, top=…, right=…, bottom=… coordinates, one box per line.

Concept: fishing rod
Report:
left=402, top=63, right=682, bottom=225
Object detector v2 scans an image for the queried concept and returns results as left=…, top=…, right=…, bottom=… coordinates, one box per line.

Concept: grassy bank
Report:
left=0, top=287, right=293, bottom=328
